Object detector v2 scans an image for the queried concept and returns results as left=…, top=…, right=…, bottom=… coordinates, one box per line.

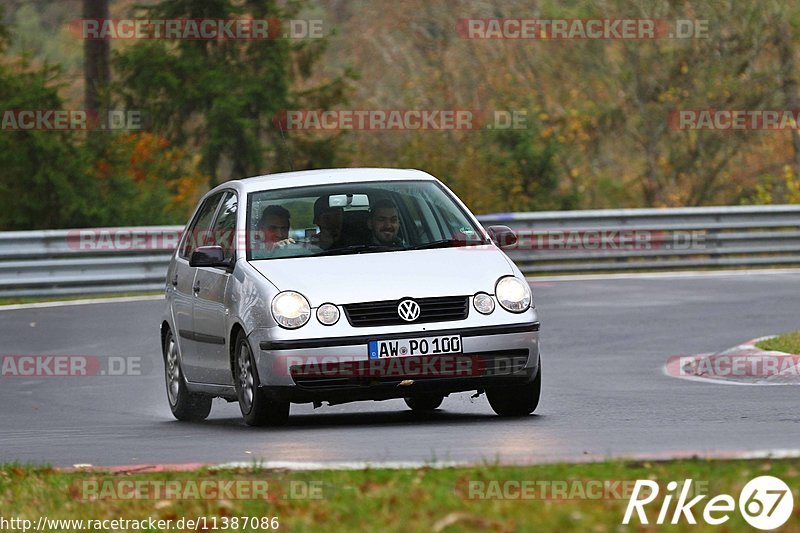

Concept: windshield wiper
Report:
left=408, top=238, right=486, bottom=251
left=311, top=244, right=394, bottom=257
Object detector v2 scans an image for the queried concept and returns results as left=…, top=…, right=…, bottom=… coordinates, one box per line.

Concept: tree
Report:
left=0, top=5, right=207, bottom=230
left=311, top=0, right=800, bottom=210
left=112, top=0, right=352, bottom=185
left=83, top=0, right=110, bottom=123
left=0, top=10, right=91, bottom=230
left=471, top=0, right=795, bottom=207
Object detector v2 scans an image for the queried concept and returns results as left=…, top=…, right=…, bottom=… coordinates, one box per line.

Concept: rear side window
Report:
left=179, top=192, right=224, bottom=259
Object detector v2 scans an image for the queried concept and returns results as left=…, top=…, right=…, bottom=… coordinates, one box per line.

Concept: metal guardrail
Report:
left=480, top=204, right=800, bottom=274
left=0, top=205, right=798, bottom=297
left=0, top=227, right=181, bottom=298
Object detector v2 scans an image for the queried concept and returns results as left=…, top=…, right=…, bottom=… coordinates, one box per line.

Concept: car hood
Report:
left=249, top=247, right=515, bottom=306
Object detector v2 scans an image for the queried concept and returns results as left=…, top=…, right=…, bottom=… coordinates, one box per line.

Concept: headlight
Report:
left=495, top=276, right=531, bottom=313
left=473, top=292, right=495, bottom=315
left=271, top=291, right=310, bottom=329
left=316, top=303, right=340, bottom=326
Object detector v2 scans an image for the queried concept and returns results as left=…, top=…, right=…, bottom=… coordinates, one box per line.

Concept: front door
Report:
left=191, top=191, right=238, bottom=385
left=173, top=192, right=224, bottom=382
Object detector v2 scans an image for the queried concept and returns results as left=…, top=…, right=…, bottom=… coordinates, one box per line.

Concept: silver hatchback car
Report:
left=161, top=168, right=541, bottom=425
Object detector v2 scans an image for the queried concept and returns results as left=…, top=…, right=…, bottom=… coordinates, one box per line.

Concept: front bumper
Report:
left=251, top=320, right=540, bottom=404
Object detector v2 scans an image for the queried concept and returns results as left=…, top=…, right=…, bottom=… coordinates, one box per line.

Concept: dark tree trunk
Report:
left=778, top=21, right=799, bottom=203
left=83, top=0, right=110, bottom=129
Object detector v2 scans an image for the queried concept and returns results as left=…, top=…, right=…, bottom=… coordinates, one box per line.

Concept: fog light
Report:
left=473, top=292, right=495, bottom=315
left=316, top=303, right=340, bottom=326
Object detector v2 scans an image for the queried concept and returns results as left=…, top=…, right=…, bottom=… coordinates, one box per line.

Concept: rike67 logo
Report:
left=622, top=476, right=794, bottom=530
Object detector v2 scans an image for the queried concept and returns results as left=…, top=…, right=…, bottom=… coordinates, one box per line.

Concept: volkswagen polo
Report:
left=161, top=168, right=541, bottom=425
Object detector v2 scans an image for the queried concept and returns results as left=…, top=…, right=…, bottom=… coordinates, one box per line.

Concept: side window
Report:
left=426, top=188, right=480, bottom=241
left=211, top=192, right=238, bottom=261
left=394, top=194, right=424, bottom=244
left=247, top=197, right=315, bottom=260
left=250, top=197, right=315, bottom=240
left=404, top=194, right=440, bottom=242
left=180, top=192, right=224, bottom=259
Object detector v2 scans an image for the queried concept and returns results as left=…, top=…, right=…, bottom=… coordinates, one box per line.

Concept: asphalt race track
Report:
left=1, top=272, right=798, bottom=468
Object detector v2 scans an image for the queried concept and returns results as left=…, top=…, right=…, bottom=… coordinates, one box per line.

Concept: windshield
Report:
left=246, top=180, right=488, bottom=260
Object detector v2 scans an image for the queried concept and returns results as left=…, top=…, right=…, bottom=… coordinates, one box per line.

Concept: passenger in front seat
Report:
left=310, top=197, right=345, bottom=250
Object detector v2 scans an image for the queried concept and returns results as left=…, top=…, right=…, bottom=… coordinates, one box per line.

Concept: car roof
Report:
left=210, top=168, right=438, bottom=196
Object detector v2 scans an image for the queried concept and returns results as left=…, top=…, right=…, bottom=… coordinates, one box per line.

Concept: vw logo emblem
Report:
left=397, top=299, right=421, bottom=322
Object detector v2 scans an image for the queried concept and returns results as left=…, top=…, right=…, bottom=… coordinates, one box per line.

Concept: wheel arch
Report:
left=160, top=321, right=171, bottom=358
left=229, top=321, right=247, bottom=380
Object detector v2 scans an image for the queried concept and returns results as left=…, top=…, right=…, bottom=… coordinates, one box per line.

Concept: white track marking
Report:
left=529, top=268, right=800, bottom=283
left=0, top=295, right=163, bottom=311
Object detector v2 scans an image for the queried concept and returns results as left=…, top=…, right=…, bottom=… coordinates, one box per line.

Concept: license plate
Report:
left=368, top=335, right=462, bottom=359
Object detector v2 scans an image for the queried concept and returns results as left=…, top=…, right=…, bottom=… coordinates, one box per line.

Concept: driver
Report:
left=258, top=205, right=295, bottom=252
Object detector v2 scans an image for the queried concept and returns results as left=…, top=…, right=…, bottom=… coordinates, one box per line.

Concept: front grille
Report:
left=291, top=350, right=530, bottom=390
left=343, top=296, right=469, bottom=327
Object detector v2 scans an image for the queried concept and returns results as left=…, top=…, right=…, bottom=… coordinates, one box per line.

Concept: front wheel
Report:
left=486, top=359, right=541, bottom=417
left=234, top=331, right=289, bottom=427
left=163, top=329, right=212, bottom=421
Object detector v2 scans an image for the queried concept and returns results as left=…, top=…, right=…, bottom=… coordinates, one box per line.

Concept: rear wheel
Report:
left=163, top=329, right=212, bottom=421
left=234, top=331, right=289, bottom=427
left=486, top=358, right=541, bottom=417
left=404, top=394, right=444, bottom=412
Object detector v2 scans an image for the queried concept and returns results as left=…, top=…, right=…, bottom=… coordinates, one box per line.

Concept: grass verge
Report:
left=756, top=330, right=800, bottom=354
left=1, top=458, right=799, bottom=531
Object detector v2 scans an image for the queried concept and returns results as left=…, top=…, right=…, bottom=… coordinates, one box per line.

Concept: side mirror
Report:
left=189, top=246, right=231, bottom=269
left=487, top=225, right=518, bottom=249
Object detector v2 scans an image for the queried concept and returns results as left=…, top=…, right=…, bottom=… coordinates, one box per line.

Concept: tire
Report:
left=486, top=358, right=541, bottom=417
left=234, top=330, right=290, bottom=427
left=163, top=329, right=212, bottom=422
left=404, top=394, right=444, bottom=412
